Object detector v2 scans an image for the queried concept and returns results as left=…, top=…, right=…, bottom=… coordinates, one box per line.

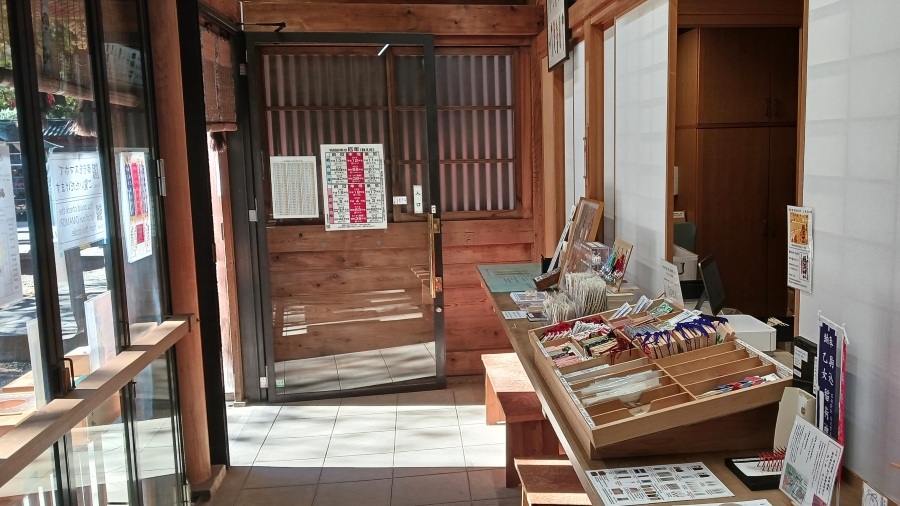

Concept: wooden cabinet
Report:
left=675, top=28, right=799, bottom=318
left=689, top=28, right=800, bottom=126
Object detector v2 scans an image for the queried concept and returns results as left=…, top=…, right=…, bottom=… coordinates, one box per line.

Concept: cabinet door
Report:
left=767, top=127, right=798, bottom=316
left=696, top=128, right=770, bottom=317
left=770, top=29, right=800, bottom=123
left=698, top=29, right=772, bottom=125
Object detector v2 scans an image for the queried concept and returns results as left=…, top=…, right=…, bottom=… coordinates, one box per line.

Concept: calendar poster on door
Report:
left=320, top=144, right=387, bottom=231
left=119, top=151, right=153, bottom=263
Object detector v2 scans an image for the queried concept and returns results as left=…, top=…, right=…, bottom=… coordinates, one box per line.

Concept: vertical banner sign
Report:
left=814, top=313, right=846, bottom=443
left=270, top=155, right=319, bottom=219
left=321, top=144, right=387, bottom=231
left=119, top=152, right=152, bottom=262
left=787, top=206, right=814, bottom=292
left=546, top=0, right=570, bottom=70
left=47, top=152, right=106, bottom=251
left=0, top=143, right=22, bottom=306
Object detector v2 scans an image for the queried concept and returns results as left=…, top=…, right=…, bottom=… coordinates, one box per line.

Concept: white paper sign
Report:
left=787, top=206, right=813, bottom=293
left=392, top=196, right=407, bottom=205
left=546, top=0, right=569, bottom=69
left=413, top=184, right=423, bottom=213
left=661, top=259, right=684, bottom=307
left=862, top=482, right=888, bottom=506
left=588, top=462, right=733, bottom=506
left=118, top=152, right=153, bottom=262
left=0, top=143, right=22, bottom=306
left=47, top=152, right=106, bottom=251
left=85, top=291, right=116, bottom=372
left=321, top=144, right=387, bottom=231
left=779, top=416, right=843, bottom=506
left=270, top=155, right=319, bottom=219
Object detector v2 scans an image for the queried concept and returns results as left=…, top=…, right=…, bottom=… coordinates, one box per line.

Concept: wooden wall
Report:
left=267, top=219, right=536, bottom=375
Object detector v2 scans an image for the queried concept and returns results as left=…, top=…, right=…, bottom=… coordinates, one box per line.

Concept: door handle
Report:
left=428, top=213, right=442, bottom=299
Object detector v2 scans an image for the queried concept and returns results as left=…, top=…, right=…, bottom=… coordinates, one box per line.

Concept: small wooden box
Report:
left=528, top=309, right=792, bottom=458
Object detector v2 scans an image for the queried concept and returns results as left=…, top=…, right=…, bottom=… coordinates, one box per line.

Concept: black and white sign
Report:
left=547, top=0, right=570, bottom=70
left=48, top=152, right=106, bottom=251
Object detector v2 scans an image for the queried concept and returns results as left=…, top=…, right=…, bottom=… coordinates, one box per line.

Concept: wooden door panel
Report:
left=770, top=28, right=800, bottom=123
left=767, top=127, right=797, bottom=315
left=697, top=128, right=770, bottom=316
left=698, top=28, right=772, bottom=125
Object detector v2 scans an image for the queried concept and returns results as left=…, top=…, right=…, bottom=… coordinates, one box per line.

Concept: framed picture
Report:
left=547, top=0, right=570, bottom=71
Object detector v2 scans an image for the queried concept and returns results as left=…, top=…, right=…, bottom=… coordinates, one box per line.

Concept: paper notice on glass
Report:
left=779, top=416, right=843, bottom=506
left=47, top=151, right=106, bottom=251
left=587, top=462, right=733, bottom=506
left=661, top=259, right=684, bottom=307
left=85, top=291, right=116, bottom=373
left=787, top=206, right=813, bottom=293
left=119, top=152, right=153, bottom=262
left=321, top=145, right=387, bottom=230
left=0, top=143, right=22, bottom=306
left=271, top=156, right=319, bottom=219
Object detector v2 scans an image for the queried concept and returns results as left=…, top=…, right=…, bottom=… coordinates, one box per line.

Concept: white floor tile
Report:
left=468, top=469, right=520, bottom=501
left=397, top=389, right=456, bottom=412
left=256, top=435, right=331, bottom=462
left=459, top=424, right=506, bottom=447
left=396, top=408, right=459, bottom=430
left=332, top=410, right=396, bottom=435
left=461, top=444, right=505, bottom=470
left=393, top=446, right=466, bottom=478
left=326, top=430, right=396, bottom=458
left=391, top=472, right=471, bottom=506
left=395, top=426, right=462, bottom=453
left=313, top=478, right=392, bottom=506
left=233, top=484, right=317, bottom=506
left=243, top=458, right=323, bottom=489
left=278, top=400, right=341, bottom=419
left=268, top=417, right=335, bottom=439
left=455, top=405, right=488, bottom=426
left=335, top=350, right=393, bottom=390
left=338, top=394, right=398, bottom=416
left=320, top=453, right=394, bottom=484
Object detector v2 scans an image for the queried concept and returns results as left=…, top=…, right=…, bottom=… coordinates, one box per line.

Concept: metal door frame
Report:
left=245, top=32, right=445, bottom=402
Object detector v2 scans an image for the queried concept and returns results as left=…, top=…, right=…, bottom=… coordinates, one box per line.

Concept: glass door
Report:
left=246, top=34, right=444, bottom=401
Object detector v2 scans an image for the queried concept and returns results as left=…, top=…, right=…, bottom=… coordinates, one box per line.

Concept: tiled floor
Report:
left=275, top=343, right=438, bottom=394
left=211, top=379, right=519, bottom=506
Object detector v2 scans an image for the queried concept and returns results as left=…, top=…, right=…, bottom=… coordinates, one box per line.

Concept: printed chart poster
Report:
left=321, top=144, right=387, bottom=231
left=787, top=206, right=814, bottom=292
left=48, top=152, right=106, bottom=251
left=0, top=143, right=22, bottom=306
left=119, top=152, right=152, bottom=263
left=779, top=416, right=843, bottom=506
left=588, top=462, right=733, bottom=506
left=271, top=156, right=319, bottom=219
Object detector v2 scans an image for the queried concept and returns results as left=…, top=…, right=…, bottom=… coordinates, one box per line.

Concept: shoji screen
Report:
left=564, top=42, right=586, bottom=213
left=604, top=27, right=616, bottom=246
left=801, top=0, right=900, bottom=499
left=614, top=0, right=669, bottom=295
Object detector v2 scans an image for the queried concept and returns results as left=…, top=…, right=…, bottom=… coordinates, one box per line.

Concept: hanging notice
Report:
left=814, top=314, right=846, bottom=443
left=787, top=206, right=813, bottom=292
left=321, top=144, right=387, bottom=231
left=0, top=143, right=22, bottom=306
left=47, top=151, right=106, bottom=251
left=118, top=152, right=152, bottom=263
left=271, top=156, right=319, bottom=219
left=85, top=291, right=116, bottom=372
left=779, top=416, right=843, bottom=506
left=661, top=259, right=684, bottom=308
left=587, top=462, right=733, bottom=506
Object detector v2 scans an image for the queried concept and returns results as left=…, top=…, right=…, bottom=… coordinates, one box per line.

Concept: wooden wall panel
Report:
left=201, top=0, right=240, bottom=22
left=241, top=3, right=544, bottom=35
left=267, top=218, right=534, bottom=374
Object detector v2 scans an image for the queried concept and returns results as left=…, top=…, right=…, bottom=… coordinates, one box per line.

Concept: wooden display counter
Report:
left=478, top=271, right=862, bottom=506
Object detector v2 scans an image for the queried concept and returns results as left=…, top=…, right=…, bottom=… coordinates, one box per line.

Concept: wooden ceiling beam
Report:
left=241, top=3, right=544, bottom=35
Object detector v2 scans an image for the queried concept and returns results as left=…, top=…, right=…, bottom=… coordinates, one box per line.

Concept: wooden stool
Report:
left=515, top=457, right=592, bottom=506
left=482, top=353, right=561, bottom=488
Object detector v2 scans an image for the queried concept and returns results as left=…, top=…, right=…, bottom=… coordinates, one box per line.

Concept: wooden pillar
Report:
left=584, top=22, right=604, bottom=240
left=147, top=0, right=212, bottom=485
left=541, top=57, right=566, bottom=259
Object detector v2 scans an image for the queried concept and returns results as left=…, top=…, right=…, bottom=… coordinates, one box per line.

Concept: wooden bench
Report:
left=515, top=457, right=591, bottom=506
left=482, top=353, right=561, bottom=487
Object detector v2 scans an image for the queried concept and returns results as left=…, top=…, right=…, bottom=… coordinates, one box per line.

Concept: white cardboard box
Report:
left=728, top=314, right=777, bottom=352
left=673, top=245, right=698, bottom=281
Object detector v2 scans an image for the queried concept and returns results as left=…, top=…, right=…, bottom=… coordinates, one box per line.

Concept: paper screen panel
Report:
left=614, top=0, right=669, bottom=296
left=604, top=27, right=616, bottom=246
left=801, top=0, right=900, bottom=500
